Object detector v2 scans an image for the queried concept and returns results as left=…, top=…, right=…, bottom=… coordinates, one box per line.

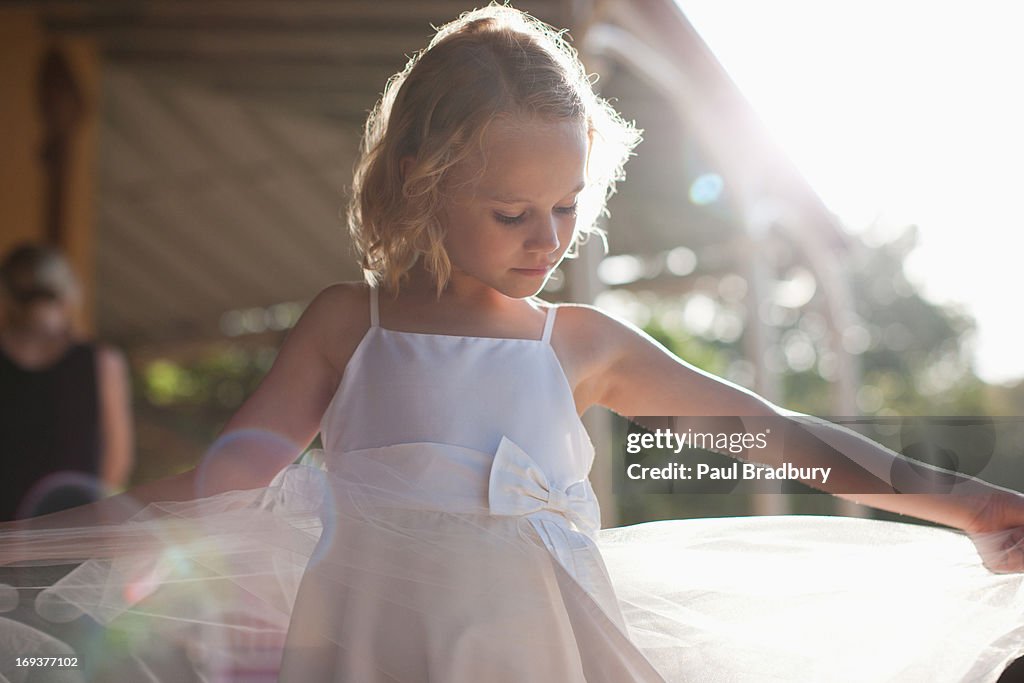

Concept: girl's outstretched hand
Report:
left=963, top=491, right=1024, bottom=573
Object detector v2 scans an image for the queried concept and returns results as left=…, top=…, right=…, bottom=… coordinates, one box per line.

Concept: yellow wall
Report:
left=0, top=8, right=99, bottom=335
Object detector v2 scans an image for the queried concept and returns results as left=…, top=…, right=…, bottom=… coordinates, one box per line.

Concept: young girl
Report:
left=3, top=5, right=1024, bottom=682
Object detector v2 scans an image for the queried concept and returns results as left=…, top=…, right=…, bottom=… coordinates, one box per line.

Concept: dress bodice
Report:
left=317, top=285, right=601, bottom=537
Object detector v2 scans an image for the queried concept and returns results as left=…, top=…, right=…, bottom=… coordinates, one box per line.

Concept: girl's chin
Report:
left=496, top=279, right=548, bottom=299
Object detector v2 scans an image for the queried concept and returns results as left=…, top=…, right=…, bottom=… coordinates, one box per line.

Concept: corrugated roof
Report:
left=32, top=0, right=570, bottom=347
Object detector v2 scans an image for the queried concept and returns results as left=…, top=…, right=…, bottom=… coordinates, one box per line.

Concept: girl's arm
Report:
left=578, top=306, right=1023, bottom=536
left=96, top=344, right=135, bottom=491
left=2, top=284, right=359, bottom=535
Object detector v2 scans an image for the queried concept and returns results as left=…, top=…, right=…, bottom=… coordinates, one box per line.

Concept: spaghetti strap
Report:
left=369, top=285, right=379, bottom=328
left=541, top=305, right=557, bottom=343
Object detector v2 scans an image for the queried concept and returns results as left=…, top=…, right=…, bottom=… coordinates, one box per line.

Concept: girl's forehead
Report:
left=456, top=117, right=589, bottom=196
left=482, top=116, right=588, bottom=154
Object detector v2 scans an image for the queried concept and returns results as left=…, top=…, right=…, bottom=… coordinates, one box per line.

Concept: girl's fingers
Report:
left=969, top=527, right=1024, bottom=574
left=1004, top=529, right=1024, bottom=572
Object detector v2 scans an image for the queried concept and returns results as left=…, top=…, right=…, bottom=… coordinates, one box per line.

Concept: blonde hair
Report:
left=348, top=3, right=641, bottom=297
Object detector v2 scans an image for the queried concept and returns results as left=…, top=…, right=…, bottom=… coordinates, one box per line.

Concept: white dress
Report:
left=2, top=285, right=1024, bottom=682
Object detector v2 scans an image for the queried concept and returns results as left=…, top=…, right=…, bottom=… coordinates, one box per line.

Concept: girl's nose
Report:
left=525, top=216, right=560, bottom=253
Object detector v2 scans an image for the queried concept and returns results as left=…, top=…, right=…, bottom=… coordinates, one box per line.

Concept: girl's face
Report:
left=439, top=116, right=589, bottom=299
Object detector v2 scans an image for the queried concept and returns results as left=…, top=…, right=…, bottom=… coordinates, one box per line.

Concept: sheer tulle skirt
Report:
left=601, top=516, right=1024, bottom=682
left=2, top=455, right=1024, bottom=682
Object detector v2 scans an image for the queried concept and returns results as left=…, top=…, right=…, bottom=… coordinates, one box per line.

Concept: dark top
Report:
left=0, top=342, right=102, bottom=521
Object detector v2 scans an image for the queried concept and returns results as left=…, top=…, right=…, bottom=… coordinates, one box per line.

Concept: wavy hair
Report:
left=348, top=3, right=641, bottom=297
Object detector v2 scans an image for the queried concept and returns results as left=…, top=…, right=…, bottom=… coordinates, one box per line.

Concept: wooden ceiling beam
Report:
left=28, top=0, right=493, bottom=24
left=46, top=25, right=430, bottom=62
left=107, top=59, right=396, bottom=87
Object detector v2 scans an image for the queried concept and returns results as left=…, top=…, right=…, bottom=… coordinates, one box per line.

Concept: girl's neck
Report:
left=379, top=265, right=545, bottom=338
left=397, top=265, right=517, bottom=313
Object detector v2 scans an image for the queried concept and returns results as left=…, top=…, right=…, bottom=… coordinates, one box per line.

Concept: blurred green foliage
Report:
left=613, top=224, right=1018, bottom=524
left=130, top=342, right=288, bottom=481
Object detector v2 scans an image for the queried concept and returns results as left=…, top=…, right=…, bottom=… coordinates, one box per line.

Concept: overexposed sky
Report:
left=674, top=0, right=1024, bottom=384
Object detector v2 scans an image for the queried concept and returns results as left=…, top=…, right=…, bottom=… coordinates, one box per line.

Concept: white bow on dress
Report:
left=487, top=435, right=600, bottom=535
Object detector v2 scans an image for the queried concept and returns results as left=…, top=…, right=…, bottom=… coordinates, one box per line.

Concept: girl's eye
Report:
left=494, top=211, right=526, bottom=225
left=493, top=204, right=576, bottom=225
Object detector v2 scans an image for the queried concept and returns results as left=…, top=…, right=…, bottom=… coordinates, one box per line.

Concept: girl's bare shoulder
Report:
left=541, top=300, right=622, bottom=343
left=534, top=300, right=626, bottom=413
left=298, top=281, right=372, bottom=377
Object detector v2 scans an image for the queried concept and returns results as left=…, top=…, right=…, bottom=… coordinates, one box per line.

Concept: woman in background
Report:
left=0, top=242, right=134, bottom=520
